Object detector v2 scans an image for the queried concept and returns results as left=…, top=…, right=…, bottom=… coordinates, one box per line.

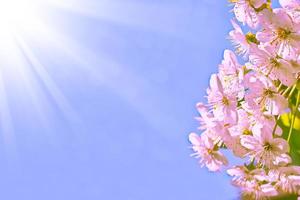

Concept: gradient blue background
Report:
left=0, top=0, right=283, bottom=199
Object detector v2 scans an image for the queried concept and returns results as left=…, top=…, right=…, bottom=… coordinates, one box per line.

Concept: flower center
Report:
left=222, top=96, right=230, bottom=106
left=270, top=58, right=280, bottom=68
left=263, top=89, right=275, bottom=98
left=243, top=129, right=252, bottom=135
left=277, top=28, right=291, bottom=40
left=263, top=142, right=273, bottom=151
left=246, top=32, right=259, bottom=44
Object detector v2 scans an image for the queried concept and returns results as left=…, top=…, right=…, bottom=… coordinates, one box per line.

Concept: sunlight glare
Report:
left=0, top=0, right=38, bottom=29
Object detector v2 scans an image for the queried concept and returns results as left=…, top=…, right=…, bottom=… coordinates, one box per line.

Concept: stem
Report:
left=266, top=66, right=274, bottom=77
left=267, top=0, right=272, bottom=9
left=277, top=82, right=283, bottom=93
left=288, top=85, right=297, bottom=99
left=272, top=115, right=280, bottom=135
left=281, top=84, right=297, bottom=97
left=287, top=90, right=300, bottom=143
left=282, top=85, right=293, bottom=97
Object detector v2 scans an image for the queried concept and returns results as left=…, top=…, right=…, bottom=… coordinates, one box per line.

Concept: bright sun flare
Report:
left=0, top=0, right=38, bottom=29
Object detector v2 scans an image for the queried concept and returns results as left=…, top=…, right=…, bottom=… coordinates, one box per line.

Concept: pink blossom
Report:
left=227, top=166, right=264, bottom=188
left=240, top=124, right=290, bottom=168
left=227, top=110, right=251, bottom=157
left=231, top=0, right=266, bottom=28
left=279, top=0, right=300, bottom=9
left=189, top=1, right=300, bottom=197
left=228, top=166, right=278, bottom=198
left=249, top=44, right=296, bottom=85
left=250, top=109, right=283, bottom=136
left=189, top=133, right=228, bottom=171
left=229, top=20, right=254, bottom=56
left=218, top=50, right=245, bottom=98
left=244, top=74, right=289, bottom=115
left=228, top=109, right=252, bottom=137
left=207, top=74, right=238, bottom=124
left=257, top=9, right=300, bottom=56
left=195, top=103, right=216, bottom=130
left=219, top=50, right=242, bottom=80
left=242, top=182, right=278, bottom=199
left=280, top=0, right=300, bottom=24
left=272, top=166, right=300, bottom=194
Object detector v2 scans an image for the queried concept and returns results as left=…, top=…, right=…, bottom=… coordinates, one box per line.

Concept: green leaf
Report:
left=277, top=88, right=300, bottom=165
left=269, top=194, right=298, bottom=200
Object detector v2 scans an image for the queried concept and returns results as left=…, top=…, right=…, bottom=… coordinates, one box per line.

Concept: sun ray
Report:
left=0, top=0, right=179, bottom=150
left=41, top=0, right=193, bottom=37
left=14, top=34, right=81, bottom=125
left=28, top=28, right=177, bottom=134
left=0, top=67, right=17, bottom=158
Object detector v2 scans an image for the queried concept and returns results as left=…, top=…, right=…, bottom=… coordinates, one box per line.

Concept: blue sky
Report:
left=0, top=0, right=267, bottom=199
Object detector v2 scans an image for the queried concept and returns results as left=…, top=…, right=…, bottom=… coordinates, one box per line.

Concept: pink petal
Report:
left=189, top=133, right=201, bottom=146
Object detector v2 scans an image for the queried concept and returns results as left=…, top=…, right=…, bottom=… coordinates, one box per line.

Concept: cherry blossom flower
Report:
left=189, top=133, right=228, bottom=171
left=249, top=44, right=296, bottom=85
left=271, top=166, right=300, bottom=194
left=227, top=166, right=264, bottom=187
left=279, top=0, right=300, bottom=10
left=218, top=50, right=245, bottom=97
left=207, top=74, right=238, bottom=124
left=240, top=124, right=290, bottom=168
left=228, top=166, right=278, bottom=199
left=229, top=20, right=258, bottom=56
left=219, top=50, right=242, bottom=80
left=244, top=73, right=289, bottom=115
left=279, top=0, right=300, bottom=24
left=250, top=109, right=283, bottom=136
left=189, top=1, right=300, bottom=198
left=195, top=102, right=216, bottom=130
left=257, top=9, right=300, bottom=56
left=230, top=0, right=267, bottom=28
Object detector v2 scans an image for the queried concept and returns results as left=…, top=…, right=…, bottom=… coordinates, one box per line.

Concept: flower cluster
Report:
left=189, top=0, right=300, bottom=199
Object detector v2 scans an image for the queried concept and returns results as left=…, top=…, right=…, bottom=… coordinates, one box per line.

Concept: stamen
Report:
left=222, top=96, right=230, bottom=106
left=245, top=32, right=259, bottom=44
left=277, top=28, right=291, bottom=40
